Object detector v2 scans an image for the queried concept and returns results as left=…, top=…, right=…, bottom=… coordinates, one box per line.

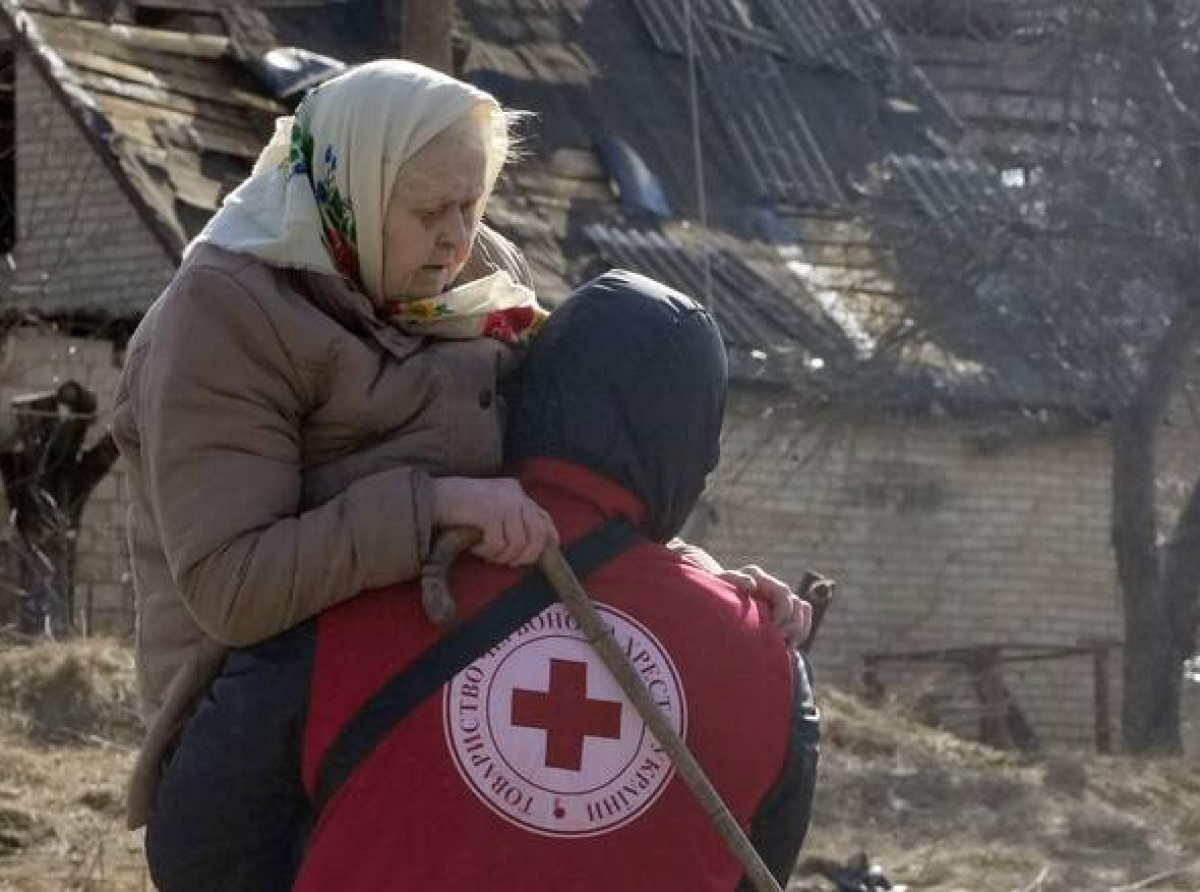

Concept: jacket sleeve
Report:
left=145, top=629, right=313, bottom=892
left=135, top=265, right=435, bottom=646
left=738, top=652, right=821, bottom=891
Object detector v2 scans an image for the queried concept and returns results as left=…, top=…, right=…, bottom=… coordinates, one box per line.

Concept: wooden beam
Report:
left=134, top=0, right=345, bottom=7
left=51, top=16, right=230, bottom=58
left=94, top=92, right=264, bottom=157
left=77, top=67, right=264, bottom=130
left=57, top=46, right=285, bottom=114
left=127, top=0, right=218, bottom=9
left=35, top=14, right=228, bottom=82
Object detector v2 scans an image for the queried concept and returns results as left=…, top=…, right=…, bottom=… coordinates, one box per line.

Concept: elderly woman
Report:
left=114, top=60, right=558, bottom=828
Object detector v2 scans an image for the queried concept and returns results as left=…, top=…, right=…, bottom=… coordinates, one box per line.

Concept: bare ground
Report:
left=0, top=639, right=1195, bottom=892
left=0, top=637, right=145, bottom=891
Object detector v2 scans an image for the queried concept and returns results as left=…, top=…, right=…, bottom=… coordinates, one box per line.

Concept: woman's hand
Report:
left=719, top=564, right=813, bottom=648
left=432, top=477, right=559, bottom=567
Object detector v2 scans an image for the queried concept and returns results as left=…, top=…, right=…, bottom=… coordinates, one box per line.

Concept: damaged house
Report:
left=0, top=0, right=1194, bottom=750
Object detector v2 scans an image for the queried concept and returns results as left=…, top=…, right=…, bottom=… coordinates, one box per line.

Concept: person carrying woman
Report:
left=113, top=59, right=811, bottom=833
left=144, top=270, right=820, bottom=892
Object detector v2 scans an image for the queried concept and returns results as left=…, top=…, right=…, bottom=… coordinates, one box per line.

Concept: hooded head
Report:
left=505, top=270, right=728, bottom=542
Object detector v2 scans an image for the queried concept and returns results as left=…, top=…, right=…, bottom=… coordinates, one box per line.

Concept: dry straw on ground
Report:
left=0, top=639, right=1195, bottom=891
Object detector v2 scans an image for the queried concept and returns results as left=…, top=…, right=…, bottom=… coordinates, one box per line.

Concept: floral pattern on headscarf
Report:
left=288, top=111, right=361, bottom=286
left=386, top=271, right=548, bottom=347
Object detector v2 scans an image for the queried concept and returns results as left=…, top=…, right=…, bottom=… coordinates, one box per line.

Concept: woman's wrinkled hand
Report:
left=719, top=564, right=813, bottom=648
left=432, top=477, right=559, bottom=567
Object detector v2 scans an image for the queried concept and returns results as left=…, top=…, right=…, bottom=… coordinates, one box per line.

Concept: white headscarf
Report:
left=189, top=60, right=505, bottom=306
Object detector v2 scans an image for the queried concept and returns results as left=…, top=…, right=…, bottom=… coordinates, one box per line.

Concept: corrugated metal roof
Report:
left=583, top=222, right=855, bottom=362
left=629, top=0, right=718, bottom=59
left=758, top=0, right=899, bottom=80
left=629, top=0, right=904, bottom=81
left=702, top=50, right=845, bottom=207
left=881, top=154, right=1012, bottom=236
left=628, top=0, right=777, bottom=61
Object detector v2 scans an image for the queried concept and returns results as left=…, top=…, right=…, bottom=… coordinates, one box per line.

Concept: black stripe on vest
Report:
left=311, top=518, right=641, bottom=813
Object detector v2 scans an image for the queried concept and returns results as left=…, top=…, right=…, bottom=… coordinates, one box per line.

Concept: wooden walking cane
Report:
left=422, top=529, right=785, bottom=892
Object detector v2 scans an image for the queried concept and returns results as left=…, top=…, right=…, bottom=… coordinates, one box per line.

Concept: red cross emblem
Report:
left=510, top=658, right=623, bottom=771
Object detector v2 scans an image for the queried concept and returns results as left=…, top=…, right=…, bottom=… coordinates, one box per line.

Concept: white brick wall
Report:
left=0, top=43, right=175, bottom=315
left=699, top=392, right=1127, bottom=748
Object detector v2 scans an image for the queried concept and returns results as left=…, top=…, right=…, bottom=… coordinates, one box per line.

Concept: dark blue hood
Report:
left=505, top=269, right=728, bottom=542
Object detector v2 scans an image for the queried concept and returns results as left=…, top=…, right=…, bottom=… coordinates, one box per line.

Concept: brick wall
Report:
left=0, top=330, right=132, bottom=636
left=0, top=39, right=175, bottom=315
left=697, top=392, right=1127, bottom=748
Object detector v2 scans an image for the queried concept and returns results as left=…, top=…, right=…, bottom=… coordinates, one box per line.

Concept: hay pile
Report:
left=0, top=637, right=144, bottom=892
left=802, top=688, right=1200, bottom=891
left=0, top=637, right=140, bottom=747
left=0, top=639, right=1195, bottom=891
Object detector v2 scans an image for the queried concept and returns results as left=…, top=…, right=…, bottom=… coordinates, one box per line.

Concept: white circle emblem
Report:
left=444, top=602, right=686, bottom=838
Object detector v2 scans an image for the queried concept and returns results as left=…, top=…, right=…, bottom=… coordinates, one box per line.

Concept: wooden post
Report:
left=973, top=646, right=1014, bottom=749
left=1092, top=643, right=1112, bottom=753
left=401, top=0, right=455, bottom=73
left=862, top=657, right=885, bottom=704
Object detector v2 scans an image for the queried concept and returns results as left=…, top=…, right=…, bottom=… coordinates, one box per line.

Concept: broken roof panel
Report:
left=583, top=222, right=855, bottom=363
left=702, top=51, right=845, bottom=207
left=593, top=136, right=671, bottom=219
left=220, top=4, right=279, bottom=60
left=628, top=0, right=776, bottom=61
left=247, top=46, right=345, bottom=99
left=758, top=0, right=900, bottom=80
left=880, top=154, right=1013, bottom=236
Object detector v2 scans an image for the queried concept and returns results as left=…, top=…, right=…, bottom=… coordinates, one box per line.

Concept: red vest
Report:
left=296, top=460, right=793, bottom=892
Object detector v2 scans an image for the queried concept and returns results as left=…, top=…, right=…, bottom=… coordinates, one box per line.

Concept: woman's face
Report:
left=382, top=117, right=489, bottom=302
